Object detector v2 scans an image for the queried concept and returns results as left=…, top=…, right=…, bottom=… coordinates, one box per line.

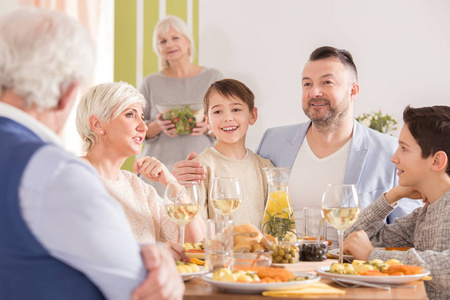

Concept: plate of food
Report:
left=201, top=270, right=320, bottom=294
left=177, top=263, right=207, bottom=281
left=317, top=265, right=430, bottom=285
left=186, top=251, right=205, bottom=259
left=328, top=249, right=354, bottom=261
left=184, top=242, right=205, bottom=259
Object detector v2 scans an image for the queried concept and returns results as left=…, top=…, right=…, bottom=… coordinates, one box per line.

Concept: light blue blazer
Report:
left=256, top=120, right=422, bottom=223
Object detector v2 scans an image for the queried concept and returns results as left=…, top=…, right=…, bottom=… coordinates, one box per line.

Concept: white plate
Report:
left=180, top=267, right=207, bottom=281
left=186, top=252, right=205, bottom=259
left=201, top=272, right=320, bottom=294
left=317, top=266, right=430, bottom=285
left=328, top=249, right=354, bottom=261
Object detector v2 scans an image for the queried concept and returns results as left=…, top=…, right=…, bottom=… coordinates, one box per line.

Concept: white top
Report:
left=289, top=137, right=351, bottom=245
left=0, top=102, right=146, bottom=299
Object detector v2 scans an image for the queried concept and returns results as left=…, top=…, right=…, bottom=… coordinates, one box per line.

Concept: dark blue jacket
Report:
left=0, top=117, right=105, bottom=300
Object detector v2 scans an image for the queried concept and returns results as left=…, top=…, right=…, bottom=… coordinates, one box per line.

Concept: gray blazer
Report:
left=256, top=120, right=422, bottom=223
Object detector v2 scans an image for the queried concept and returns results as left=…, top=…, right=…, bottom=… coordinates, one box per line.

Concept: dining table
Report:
left=183, top=259, right=429, bottom=300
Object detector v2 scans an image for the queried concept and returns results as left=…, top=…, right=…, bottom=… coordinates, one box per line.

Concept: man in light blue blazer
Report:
left=256, top=120, right=419, bottom=223
left=257, top=46, right=421, bottom=224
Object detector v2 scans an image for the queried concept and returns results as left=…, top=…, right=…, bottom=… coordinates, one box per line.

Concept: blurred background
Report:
left=2, top=0, right=449, bottom=167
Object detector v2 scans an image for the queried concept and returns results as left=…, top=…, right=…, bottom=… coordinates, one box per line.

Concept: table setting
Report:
left=163, top=173, right=430, bottom=299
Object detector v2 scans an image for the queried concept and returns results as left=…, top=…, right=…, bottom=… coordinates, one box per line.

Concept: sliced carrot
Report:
left=186, top=249, right=205, bottom=253
left=359, top=270, right=389, bottom=276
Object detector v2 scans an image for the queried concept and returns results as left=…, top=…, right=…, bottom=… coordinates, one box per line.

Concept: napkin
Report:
left=262, top=282, right=345, bottom=297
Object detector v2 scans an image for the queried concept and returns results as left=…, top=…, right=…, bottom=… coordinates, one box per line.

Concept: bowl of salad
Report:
left=156, top=103, right=204, bottom=135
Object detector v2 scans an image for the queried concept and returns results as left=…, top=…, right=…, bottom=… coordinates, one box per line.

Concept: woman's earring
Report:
left=100, top=130, right=103, bottom=134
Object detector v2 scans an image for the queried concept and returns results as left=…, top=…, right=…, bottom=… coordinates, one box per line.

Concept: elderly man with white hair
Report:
left=0, top=7, right=183, bottom=300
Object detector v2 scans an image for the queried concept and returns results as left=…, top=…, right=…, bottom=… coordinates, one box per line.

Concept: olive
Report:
left=299, top=242, right=327, bottom=261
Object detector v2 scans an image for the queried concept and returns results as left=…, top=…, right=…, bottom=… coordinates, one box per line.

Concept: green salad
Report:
left=162, top=104, right=202, bottom=135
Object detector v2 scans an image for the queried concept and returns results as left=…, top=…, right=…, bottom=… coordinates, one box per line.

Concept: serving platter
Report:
left=201, top=272, right=320, bottom=294
left=316, top=266, right=430, bottom=285
left=180, top=266, right=207, bottom=281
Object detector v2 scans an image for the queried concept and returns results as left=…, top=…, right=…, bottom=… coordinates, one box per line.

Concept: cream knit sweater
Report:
left=193, top=148, right=274, bottom=227
left=100, top=170, right=178, bottom=244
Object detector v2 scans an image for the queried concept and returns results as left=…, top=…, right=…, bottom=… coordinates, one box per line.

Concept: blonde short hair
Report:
left=76, top=82, right=146, bottom=151
left=153, top=15, right=195, bottom=70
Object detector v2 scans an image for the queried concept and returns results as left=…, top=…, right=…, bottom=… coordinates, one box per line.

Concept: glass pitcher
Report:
left=261, top=167, right=297, bottom=242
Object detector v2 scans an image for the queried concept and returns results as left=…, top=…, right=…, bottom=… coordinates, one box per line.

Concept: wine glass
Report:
left=209, top=177, right=243, bottom=220
left=321, top=184, right=361, bottom=263
left=164, top=181, right=201, bottom=245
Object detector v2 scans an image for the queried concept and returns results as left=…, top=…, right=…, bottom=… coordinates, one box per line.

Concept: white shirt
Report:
left=289, top=137, right=351, bottom=246
left=0, top=102, right=146, bottom=299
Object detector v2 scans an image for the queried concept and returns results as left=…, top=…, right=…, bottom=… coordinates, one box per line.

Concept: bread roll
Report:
left=260, top=234, right=277, bottom=250
left=234, top=224, right=260, bottom=237
left=251, top=243, right=266, bottom=253
left=233, top=244, right=252, bottom=253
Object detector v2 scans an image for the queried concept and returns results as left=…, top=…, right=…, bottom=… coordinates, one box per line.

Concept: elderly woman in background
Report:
left=139, top=15, right=223, bottom=195
left=76, top=81, right=204, bottom=259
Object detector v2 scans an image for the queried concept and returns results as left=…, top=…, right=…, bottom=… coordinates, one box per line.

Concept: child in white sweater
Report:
left=193, top=79, right=274, bottom=227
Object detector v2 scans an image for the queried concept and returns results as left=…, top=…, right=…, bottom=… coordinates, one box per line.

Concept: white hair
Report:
left=76, top=81, right=146, bottom=151
left=152, top=15, right=195, bottom=70
left=0, top=7, right=94, bottom=109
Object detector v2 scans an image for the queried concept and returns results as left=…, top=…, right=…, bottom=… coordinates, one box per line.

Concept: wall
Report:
left=114, top=0, right=199, bottom=170
left=198, top=0, right=450, bottom=151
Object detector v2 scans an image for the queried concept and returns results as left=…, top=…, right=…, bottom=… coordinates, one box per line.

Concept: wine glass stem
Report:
left=179, top=225, right=186, bottom=246
left=338, top=230, right=344, bottom=264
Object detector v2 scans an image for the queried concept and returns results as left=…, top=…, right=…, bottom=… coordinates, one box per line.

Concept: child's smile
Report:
left=222, top=125, right=239, bottom=133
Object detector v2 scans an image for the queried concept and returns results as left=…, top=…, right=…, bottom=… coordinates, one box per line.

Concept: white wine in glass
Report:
left=209, top=177, right=243, bottom=220
left=164, top=181, right=201, bottom=245
left=321, top=184, right=361, bottom=263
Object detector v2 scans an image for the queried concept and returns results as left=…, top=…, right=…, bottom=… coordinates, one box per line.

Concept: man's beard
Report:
left=303, top=98, right=349, bottom=130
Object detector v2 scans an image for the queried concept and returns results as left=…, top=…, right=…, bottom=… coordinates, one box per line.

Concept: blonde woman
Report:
left=139, top=15, right=223, bottom=195
left=76, top=81, right=204, bottom=259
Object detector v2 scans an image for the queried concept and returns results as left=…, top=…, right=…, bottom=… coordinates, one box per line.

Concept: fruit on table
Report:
left=270, top=243, right=299, bottom=264
left=212, top=268, right=260, bottom=283
left=184, top=242, right=203, bottom=252
left=329, top=259, right=407, bottom=275
left=299, top=242, right=327, bottom=261
left=176, top=261, right=200, bottom=273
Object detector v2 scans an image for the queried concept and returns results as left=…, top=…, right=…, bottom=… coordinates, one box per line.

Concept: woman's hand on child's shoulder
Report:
left=134, top=156, right=176, bottom=186
left=172, top=151, right=206, bottom=183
